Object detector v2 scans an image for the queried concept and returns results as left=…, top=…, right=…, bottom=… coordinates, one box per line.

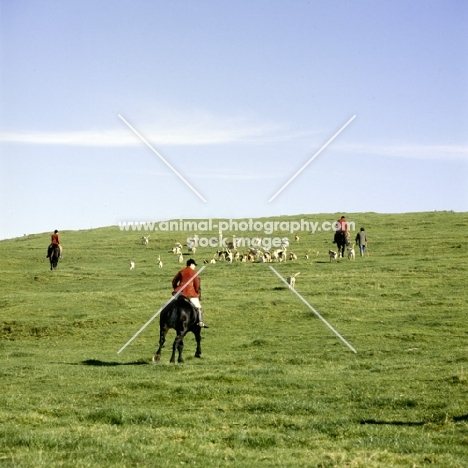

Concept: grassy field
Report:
left=1, top=211, right=467, bottom=467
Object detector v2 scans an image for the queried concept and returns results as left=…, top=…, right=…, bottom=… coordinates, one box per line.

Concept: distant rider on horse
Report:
left=172, top=259, right=209, bottom=328
left=333, top=216, right=350, bottom=257
left=47, top=230, right=62, bottom=259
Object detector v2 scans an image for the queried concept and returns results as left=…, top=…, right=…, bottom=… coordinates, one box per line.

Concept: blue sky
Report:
left=0, top=0, right=467, bottom=239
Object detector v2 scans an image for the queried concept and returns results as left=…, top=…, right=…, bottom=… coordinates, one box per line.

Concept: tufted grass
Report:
left=1, top=211, right=467, bottom=467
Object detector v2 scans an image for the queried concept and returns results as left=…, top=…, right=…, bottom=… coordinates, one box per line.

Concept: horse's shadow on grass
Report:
left=79, top=359, right=149, bottom=367
left=360, top=419, right=424, bottom=426
left=361, top=413, right=468, bottom=425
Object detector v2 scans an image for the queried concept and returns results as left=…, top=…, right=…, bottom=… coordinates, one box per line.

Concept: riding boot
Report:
left=197, top=308, right=209, bottom=328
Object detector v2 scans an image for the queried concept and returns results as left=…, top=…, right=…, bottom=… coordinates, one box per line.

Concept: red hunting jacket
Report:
left=172, top=266, right=200, bottom=298
left=336, top=218, right=348, bottom=232
left=51, top=233, right=60, bottom=245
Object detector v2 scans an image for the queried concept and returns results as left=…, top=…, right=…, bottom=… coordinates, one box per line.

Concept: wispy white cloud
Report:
left=0, top=110, right=316, bottom=147
left=3, top=106, right=466, bottom=164
left=333, top=142, right=468, bottom=161
left=0, top=130, right=132, bottom=147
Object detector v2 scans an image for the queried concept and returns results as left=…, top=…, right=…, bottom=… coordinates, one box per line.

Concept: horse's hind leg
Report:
left=170, top=332, right=185, bottom=364
left=153, top=327, right=168, bottom=364
left=194, top=328, right=202, bottom=358
left=177, top=338, right=184, bottom=363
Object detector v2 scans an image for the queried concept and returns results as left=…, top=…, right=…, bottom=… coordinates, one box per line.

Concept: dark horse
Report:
left=48, top=244, right=60, bottom=270
left=333, top=231, right=348, bottom=258
left=152, top=296, right=202, bottom=364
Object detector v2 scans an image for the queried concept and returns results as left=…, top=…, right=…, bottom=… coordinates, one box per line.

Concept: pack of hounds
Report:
left=130, top=230, right=367, bottom=292
left=328, top=244, right=356, bottom=263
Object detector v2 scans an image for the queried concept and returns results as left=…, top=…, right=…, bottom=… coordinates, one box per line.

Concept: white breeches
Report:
left=189, top=297, right=201, bottom=309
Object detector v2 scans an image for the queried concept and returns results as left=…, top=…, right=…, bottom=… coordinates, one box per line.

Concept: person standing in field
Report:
left=355, top=227, right=368, bottom=257
left=172, top=259, right=209, bottom=328
left=47, top=230, right=62, bottom=259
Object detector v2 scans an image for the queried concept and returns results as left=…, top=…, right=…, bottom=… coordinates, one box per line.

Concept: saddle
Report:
left=178, top=295, right=197, bottom=310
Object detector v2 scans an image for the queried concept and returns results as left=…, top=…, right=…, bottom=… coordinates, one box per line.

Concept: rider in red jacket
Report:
left=336, top=216, right=348, bottom=232
left=172, top=259, right=208, bottom=328
left=47, top=230, right=62, bottom=258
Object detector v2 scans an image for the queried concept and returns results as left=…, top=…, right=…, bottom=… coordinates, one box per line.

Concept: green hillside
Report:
left=1, top=211, right=467, bottom=467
